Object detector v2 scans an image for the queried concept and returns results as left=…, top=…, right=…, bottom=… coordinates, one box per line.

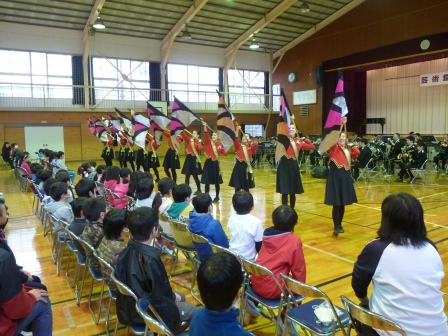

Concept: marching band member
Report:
left=180, top=130, right=203, bottom=195
left=434, top=134, right=448, bottom=172
left=162, top=130, right=183, bottom=183
left=395, top=140, right=426, bottom=183
left=145, top=133, right=161, bottom=181
left=352, top=139, right=372, bottom=180
left=101, top=133, right=115, bottom=166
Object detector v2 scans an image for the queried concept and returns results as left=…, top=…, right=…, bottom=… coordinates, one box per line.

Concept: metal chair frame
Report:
left=280, top=273, right=349, bottom=336
left=65, top=228, right=87, bottom=302
left=340, top=295, right=407, bottom=336
left=135, top=298, right=175, bottom=336
left=410, top=159, right=429, bottom=184
left=188, top=230, right=210, bottom=305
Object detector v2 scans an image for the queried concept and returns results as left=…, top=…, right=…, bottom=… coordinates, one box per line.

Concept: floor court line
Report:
left=353, top=203, right=380, bottom=211
left=303, top=243, right=354, bottom=264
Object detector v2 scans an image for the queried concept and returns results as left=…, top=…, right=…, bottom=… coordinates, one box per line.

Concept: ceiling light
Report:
left=250, top=38, right=259, bottom=49
left=181, top=26, right=192, bottom=40
left=93, top=16, right=106, bottom=29
left=300, top=1, right=310, bottom=13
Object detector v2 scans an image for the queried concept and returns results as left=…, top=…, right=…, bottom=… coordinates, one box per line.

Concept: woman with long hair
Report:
left=2, top=142, right=14, bottom=169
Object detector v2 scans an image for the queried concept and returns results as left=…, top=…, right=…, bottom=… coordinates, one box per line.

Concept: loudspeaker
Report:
left=315, top=65, right=323, bottom=87
left=311, top=166, right=328, bottom=179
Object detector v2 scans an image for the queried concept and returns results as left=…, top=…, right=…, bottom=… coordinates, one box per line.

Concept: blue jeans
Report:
left=15, top=299, right=52, bottom=336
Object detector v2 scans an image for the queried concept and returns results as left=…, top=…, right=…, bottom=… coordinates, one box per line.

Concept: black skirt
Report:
left=146, top=151, right=160, bottom=168
left=229, top=160, right=255, bottom=190
left=181, top=154, right=202, bottom=175
left=276, top=156, right=304, bottom=195
left=324, top=161, right=357, bottom=206
left=135, top=148, right=145, bottom=166
left=201, top=158, right=223, bottom=185
left=163, top=148, right=180, bottom=169
left=125, top=148, right=135, bottom=162
left=101, top=147, right=114, bottom=160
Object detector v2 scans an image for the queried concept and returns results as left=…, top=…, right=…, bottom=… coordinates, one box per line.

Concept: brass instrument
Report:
left=398, top=146, right=415, bottom=162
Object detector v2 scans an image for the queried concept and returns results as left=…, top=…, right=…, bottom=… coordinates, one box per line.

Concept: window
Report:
left=244, top=124, right=264, bottom=137
left=92, top=57, right=150, bottom=101
left=167, top=64, right=219, bottom=103
left=0, top=50, right=72, bottom=98
left=228, top=69, right=265, bottom=105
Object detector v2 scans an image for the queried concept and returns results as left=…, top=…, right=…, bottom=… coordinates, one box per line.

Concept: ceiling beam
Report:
left=224, top=0, right=299, bottom=59
left=82, top=0, right=107, bottom=41
left=273, top=0, right=366, bottom=59
left=160, top=0, right=209, bottom=67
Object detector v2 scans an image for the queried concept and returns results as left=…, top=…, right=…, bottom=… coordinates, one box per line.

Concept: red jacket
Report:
left=145, top=134, right=159, bottom=152
left=162, top=130, right=183, bottom=149
left=251, top=228, right=306, bottom=299
left=0, top=250, right=36, bottom=336
left=234, top=139, right=258, bottom=162
left=285, top=138, right=315, bottom=159
left=181, top=132, right=203, bottom=155
left=104, top=179, right=128, bottom=209
left=203, top=133, right=227, bottom=160
left=329, top=143, right=360, bottom=170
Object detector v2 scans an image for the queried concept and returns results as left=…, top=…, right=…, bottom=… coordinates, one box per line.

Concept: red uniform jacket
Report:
left=285, top=138, right=315, bottom=159
left=234, top=139, right=258, bottom=162
left=162, top=130, right=183, bottom=149
left=203, top=133, right=227, bottom=160
left=181, top=132, right=203, bottom=155
left=329, top=143, right=360, bottom=170
left=145, top=134, right=159, bottom=152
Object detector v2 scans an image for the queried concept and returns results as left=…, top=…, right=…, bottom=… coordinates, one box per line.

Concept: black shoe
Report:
left=333, top=230, right=339, bottom=237
left=193, top=190, right=201, bottom=195
left=395, top=178, right=403, bottom=182
left=337, top=227, right=345, bottom=233
left=155, top=179, right=160, bottom=183
left=212, top=197, right=220, bottom=203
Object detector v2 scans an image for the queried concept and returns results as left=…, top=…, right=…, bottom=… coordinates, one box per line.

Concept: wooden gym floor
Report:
left=2, top=155, right=448, bottom=335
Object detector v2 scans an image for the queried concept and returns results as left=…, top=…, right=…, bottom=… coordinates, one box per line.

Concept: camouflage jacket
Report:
left=97, top=237, right=127, bottom=289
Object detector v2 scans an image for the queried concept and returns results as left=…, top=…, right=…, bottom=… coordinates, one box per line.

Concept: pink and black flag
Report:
left=318, top=70, right=348, bottom=154
left=114, top=107, right=132, bottom=132
left=275, top=89, right=292, bottom=162
left=170, top=96, right=200, bottom=136
left=147, top=102, right=171, bottom=143
left=131, top=111, right=150, bottom=149
left=106, top=113, right=121, bottom=135
left=217, top=93, right=236, bottom=152
left=92, top=116, right=109, bottom=142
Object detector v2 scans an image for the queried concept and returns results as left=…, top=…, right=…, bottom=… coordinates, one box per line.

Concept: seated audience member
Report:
left=352, top=192, right=448, bottom=336
left=41, top=178, right=57, bottom=205
left=115, top=207, right=198, bottom=333
left=104, top=166, right=128, bottom=208
left=228, top=190, right=263, bottom=261
left=55, top=170, right=75, bottom=202
left=20, top=152, right=33, bottom=178
left=114, top=168, right=131, bottom=207
left=52, top=151, right=76, bottom=182
left=30, top=163, right=44, bottom=183
left=81, top=197, right=107, bottom=271
left=37, top=169, right=53, bottom=189
left=0, top=203, right=47, bottom=290
left=189, top=252, right=253, bottom=336
left=96, top=208, right=127, bottom=290
left=75, top=178, right=96, bottom=198
left=167, top=183, right=194, bottom=223
left=189, top=193, right=229, bottom=261
left=134, top=177, right=155, bottom=208
left=69, top=197, right=88, bottom=256
left=44, top=182, right=74, bottom=237
left=0, top=249, right=52, bottom=336
left=251, top=205, right=306, bottom=299
left=95, top=165, right=106, bottom=182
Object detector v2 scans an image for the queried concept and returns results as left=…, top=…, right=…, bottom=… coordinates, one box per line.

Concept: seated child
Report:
left=75, top=178, right=96, bottom=198
left=167, top=183, right=193, bottom=223
left=251, top=205, right=306, bottom=299
left=189, top=193, right=229, bottom=261
left=134, top=178, right=155, bottom=208
left=44, top=182, right=74, bottom=237
left=68, top=197, right=88, bottom=256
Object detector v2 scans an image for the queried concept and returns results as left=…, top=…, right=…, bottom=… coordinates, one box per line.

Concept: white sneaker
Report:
left=0, top=192, right=4, bottom=196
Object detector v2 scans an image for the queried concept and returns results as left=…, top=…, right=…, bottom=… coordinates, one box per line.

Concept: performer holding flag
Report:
left=275, top=90, right=315, bottom=208
left=319, top=71, right=359, bottom=236
left=171, top=97, right=203, bottom=194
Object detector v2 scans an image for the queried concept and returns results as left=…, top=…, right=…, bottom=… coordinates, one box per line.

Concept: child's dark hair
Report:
left=37, top=169, right=53, bottom=182
left=172, top=183, right=192, bottom=203
left=136, top=178, right=154, bottom=201
left=43, top=178, right=57, bottom=196
left=30, top=163, right=44, bottom=174
left=55, top=170, right=70, bottom=184
left=192, top=193, right=212, bottom=214
left=103, top=208, right=127, bottom=240
left=70, top=197, right=87, bottom=218
left=152, top=178, right=176, bottom=211
left=127, top=207, right=158, bottom=242
left=272, top=205, right=298, bottom=232
left=197, top=252, right=243, bottom=311
left=49, top=182, right=68, bottom=202
left=75, top=178, right=96, bottom=198
left=100, top=166, right=111, bottom=183
left=82, top=197, right=106, bottom=222
left=232, top=190, right=254, bottom=215
left=105, top=166, right=120, bottom=183
left=56, top=151, right=64, bottom=159
left=120, top=168, right=132, bottom=184
left=126, top=171, right=143, bottom=197
left=89, top=161, right=97, bottom=168
left=96, top=165, right=106, bottom=175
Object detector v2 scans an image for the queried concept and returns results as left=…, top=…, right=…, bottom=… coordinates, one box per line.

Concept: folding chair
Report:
left=280, top=273, right=349, bottom=336
left=357, top=158, right=376, bottom=182
left=168, top=219, right=197, bottom=289
left=111, top=272, right=146, bottom=335
left=63, top=226, right=83, bottom=288
left=30, top=182, right=44, bottom=217
left=77, top=236, right=106, bottom=323
left=65, top=228, right=87, bottom=302
left=239, top=257, right=304, bottom=336
left=409, top=159, right=428, bottom=184
left=209, top=242, right=240, bottom=260
left=136, top=298, right=189, bottom=336
left=340, top=296, right=407, bottom=336
left=188, top=230, right=210, bottom=305
left=94, top=251, right=119, bottom=336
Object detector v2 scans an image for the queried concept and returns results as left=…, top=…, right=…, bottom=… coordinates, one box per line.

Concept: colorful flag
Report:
left=318, top=70, right=347, bottom=154
left=114, top=107, right=132, bottom=132
left=275, top=89, right=292, bottom=162
left=87, top=119, right=96, bottom=137
left=216, top=94, right=236, bottom=152
left=106, top=113, right=121, bottom=134
left=170, top=96, right=200, bottom=136
left=92, top=116, right=109, bottom=142
left=131, top=110, right=150, bottom=149
left=147, top=102, right=171, bottom=143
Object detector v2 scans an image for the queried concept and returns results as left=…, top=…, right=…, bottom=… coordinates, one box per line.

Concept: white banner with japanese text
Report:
left=420, top=72, right=448, bottom=87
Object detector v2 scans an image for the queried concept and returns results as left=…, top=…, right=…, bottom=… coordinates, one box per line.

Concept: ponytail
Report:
left=152, top=191, right=162, bottom=212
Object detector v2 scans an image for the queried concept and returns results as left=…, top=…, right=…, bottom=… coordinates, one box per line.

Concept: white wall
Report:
left=366, top=58, right=448, bottom=135
left=0, top=22, right=270, bottom=71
